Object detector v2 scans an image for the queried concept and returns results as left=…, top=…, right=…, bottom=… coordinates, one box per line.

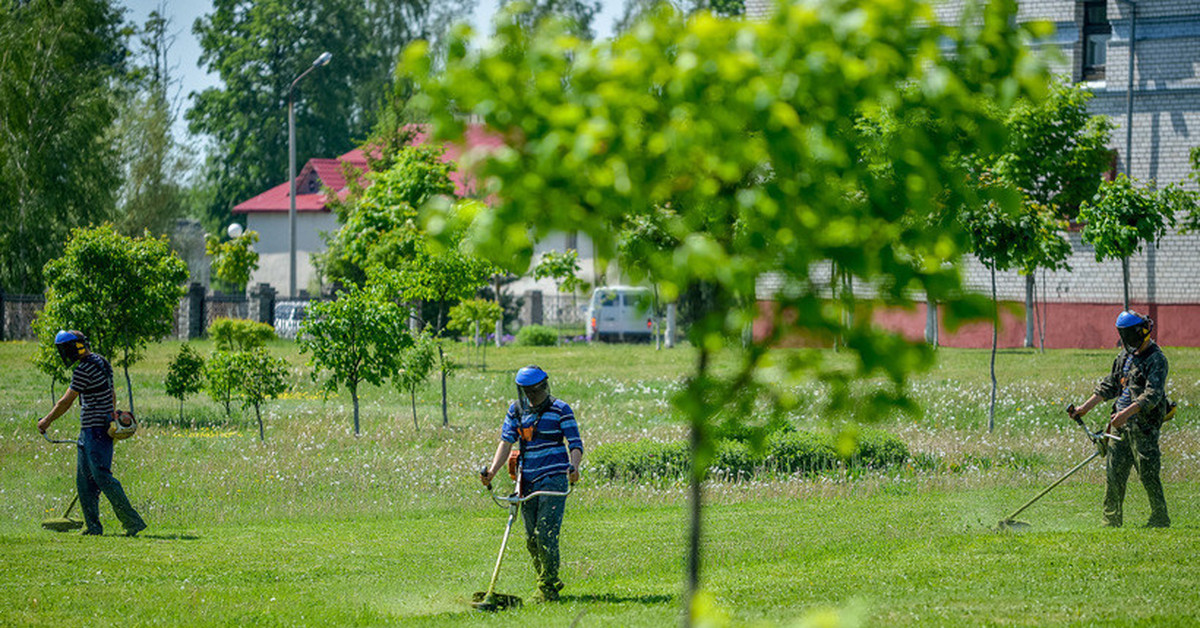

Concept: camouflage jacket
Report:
left=1094, top=341, right=1170, bottom=426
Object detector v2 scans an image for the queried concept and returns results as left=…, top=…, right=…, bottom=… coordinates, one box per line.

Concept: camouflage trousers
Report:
left=520, top=473, right=568, bottom=592
left=1104, top=421, right=1170, bottom=528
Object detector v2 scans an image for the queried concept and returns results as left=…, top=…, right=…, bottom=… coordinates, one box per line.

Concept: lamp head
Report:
left=313, top=52, right=332, bottom=67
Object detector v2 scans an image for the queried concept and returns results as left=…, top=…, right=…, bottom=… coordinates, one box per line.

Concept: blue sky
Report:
left=122, top=0, right=626, bottom=146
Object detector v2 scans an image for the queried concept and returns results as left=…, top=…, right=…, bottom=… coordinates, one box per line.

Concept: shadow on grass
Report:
left=559, top=593, right=673, bottom=605
left=138, top=533, right=202, bottom=541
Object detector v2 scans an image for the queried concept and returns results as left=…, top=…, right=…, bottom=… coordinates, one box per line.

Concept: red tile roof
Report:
left=232, top=124, right=503, bottom=214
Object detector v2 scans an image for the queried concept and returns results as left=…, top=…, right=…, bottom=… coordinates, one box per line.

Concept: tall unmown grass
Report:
left=2, top=340, right=1198, bottom=536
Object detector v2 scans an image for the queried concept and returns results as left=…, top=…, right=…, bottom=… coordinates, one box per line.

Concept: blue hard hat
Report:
left=515, top=365, right=548, bottom=387
left=54, top=329, right=89, bottom=365
left=1115, top=311, right=1146, bottom=329
left=55, top=330, right=83, bottom=345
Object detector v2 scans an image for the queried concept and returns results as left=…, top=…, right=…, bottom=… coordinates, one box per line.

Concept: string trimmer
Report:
left=997, top=404, right=1120, bottom=530
left=39, top=429, right=84, bottom=532
left=997, top=402, right=1175, bottom=530
left=471, top=469, right=572, bottom=612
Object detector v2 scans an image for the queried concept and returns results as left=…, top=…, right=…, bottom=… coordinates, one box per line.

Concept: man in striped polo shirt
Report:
left=481, top=365, right=583, bottom=602
left=37, top=330, right=147, bottom=537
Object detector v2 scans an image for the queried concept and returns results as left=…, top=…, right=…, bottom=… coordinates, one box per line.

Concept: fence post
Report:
left=251, top=283, right=277, bottom=325
left=0, top=289, right=5, bottom=342
left=187, top=282, right=206, bottom=340
left=524, top=290, right=543, bottom=326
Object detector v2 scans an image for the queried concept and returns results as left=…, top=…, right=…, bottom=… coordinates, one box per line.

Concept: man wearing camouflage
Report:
left=1070, top=310, right=1171, bottom=528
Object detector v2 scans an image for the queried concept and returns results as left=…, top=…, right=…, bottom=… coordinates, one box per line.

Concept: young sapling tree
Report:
left=165, top=343, right=205, bottom=424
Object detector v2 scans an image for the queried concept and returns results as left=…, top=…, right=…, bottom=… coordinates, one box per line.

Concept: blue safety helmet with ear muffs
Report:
left=1116, top=310, right=1154, bottom=353
left=515, top=365, right=551, bottom=414
left=54, top=330, right=89, bottom=366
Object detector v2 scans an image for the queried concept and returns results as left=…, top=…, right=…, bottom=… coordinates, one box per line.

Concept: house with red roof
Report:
left=232, top=126, right=509, bottom=294
left=231, top=126, right=610, bottom=316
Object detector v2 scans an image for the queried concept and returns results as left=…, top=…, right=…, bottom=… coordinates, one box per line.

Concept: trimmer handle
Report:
left=480, top=467, right=492, bottom=491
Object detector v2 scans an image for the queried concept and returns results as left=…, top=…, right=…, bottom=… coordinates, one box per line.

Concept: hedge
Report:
left=208, top=317, right=276, bottom=351
left=590, top=428, right=909, bottom=482
left=515, top=324, right=559, bottom=347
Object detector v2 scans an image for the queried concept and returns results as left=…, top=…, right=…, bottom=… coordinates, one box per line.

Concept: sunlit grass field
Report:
left=2, top=340, right=1198, bottom=626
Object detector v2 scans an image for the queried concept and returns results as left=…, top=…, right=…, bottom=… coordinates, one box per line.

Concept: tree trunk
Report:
left=924, top=297, right=939, bottom=347
left=351, top=385, right=361, bottom=436
left=1121, top=257, right=1131, bottom=310
left=179, top=398, right=184, bottom=425
left=256, top=404, right=265, bottom=441
left=411, top=388, right=419, bottom=430
left=989, top=266, right=998, bottom=433
left=1039, top=269, right=1048, bottom=351
left=683, top=347, right=710, bottom=628
left=494, top=277, right=503, bottom=348
left=1023, top=274, right=1035, bottom=349
left=440, top=345, right=448, bottom=427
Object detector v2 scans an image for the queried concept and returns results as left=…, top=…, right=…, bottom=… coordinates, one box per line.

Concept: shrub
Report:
left=590, top=429, right=910, bottom=482
left=208, top=317, right=276, bottom=351
left=765, top=431, right=840, bottom=474
left=515, top=324, right=558, bottom=347
left=590, top=440, right=689, bottom=481
left=847, top=428, right=910, bottom=469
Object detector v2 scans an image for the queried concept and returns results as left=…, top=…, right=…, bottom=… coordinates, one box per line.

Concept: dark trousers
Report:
left=77, top=427, right=145, bottom=534
left=1104, top=422, right=1170, bottom=527
left=520, top=473, right=568, bottom=590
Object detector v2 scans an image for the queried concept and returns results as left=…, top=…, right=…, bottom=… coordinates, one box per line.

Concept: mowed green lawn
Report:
left=2, top=340, right=1199, bottom=626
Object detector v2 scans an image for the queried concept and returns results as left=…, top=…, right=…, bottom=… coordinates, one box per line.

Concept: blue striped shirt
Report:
left=501, top=397, right=583, bottom=484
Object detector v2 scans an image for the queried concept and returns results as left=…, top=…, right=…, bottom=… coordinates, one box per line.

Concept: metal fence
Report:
left=0, top=292, right=44, bottom=341
left=539, top=292, right=586, bottom=326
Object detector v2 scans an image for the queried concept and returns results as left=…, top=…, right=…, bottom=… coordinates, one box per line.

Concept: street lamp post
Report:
left=1118, top=0, right=1137, bottom=310
left=288, top=51, right=333, bottom=299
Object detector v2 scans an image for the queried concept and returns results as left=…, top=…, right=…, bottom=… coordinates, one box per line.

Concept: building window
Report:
left=1082, top=1, right=1111, bottom=81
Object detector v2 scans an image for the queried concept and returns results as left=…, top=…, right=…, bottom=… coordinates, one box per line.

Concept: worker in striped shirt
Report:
left=481, top=365, right=583, bottom=602
left=37, top=330, right=146, bottom=537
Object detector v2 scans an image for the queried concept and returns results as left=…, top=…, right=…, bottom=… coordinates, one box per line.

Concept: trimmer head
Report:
left=42, top=516, right=84, bottom=532
left=471, top=591, right=523, bottom=611
left=997, top=518, right=1032, bottom=532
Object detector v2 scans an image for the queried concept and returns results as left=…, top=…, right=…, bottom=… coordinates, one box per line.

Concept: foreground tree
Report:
left=36, top=225, right=189, bottom=413
left=0, top=0, right=127, bottom=292
left=407, top=1, right=1046, bottom=621
left=299, top=283, right=411, bottom=435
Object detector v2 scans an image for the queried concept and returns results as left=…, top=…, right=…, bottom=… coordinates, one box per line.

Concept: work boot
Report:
left=531, top=582, right=562, bottom=603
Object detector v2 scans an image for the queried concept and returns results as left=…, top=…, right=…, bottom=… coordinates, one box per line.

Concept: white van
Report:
left=586, top=286, right=654, bottom=342
left=273, top=302, right=308, bottom=339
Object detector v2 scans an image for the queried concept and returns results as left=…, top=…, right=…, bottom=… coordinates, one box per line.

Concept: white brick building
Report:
left=747, top=0, right=1200, bottom=347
